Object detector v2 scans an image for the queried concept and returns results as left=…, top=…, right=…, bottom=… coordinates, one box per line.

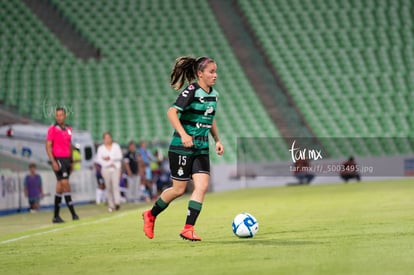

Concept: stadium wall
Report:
left=0, top=169, right=96, bottom=215
left=211, top=155, right=414, bottom=192
left=2, top=155, right=412, bottom=214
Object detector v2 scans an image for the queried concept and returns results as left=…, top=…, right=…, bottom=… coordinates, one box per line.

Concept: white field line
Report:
left=0, top=211, right=133, bottom=245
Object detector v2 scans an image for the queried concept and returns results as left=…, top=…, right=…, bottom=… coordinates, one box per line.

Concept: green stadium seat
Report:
left=2, top=0, right=413, bottom=162
left=239, top=0, right=413, bottom=157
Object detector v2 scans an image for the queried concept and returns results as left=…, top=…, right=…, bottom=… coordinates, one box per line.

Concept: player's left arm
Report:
left=211, top=119, right=224, bottom=155
left=70, top=144, right=75, bottom=172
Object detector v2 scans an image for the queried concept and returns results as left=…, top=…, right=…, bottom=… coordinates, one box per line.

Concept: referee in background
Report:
left=45, top=107, right=79, bottom=223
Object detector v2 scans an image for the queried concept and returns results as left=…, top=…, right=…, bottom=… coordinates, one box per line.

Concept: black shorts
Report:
left=168, top=152, right=210, bottom=181
left=54, top=157, right=72, bottom=180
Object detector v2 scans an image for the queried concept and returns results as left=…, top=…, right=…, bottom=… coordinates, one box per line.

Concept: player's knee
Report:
left=61, top=181, right=71, bottom=193
left=56, top=183, right=63, bottom=194
left=193, top=182, right=209, bottom=194
left=172, top=185, right=186, bottom=197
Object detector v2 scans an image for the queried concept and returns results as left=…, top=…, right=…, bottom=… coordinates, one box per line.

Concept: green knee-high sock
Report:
left=185, top=200, right=202, bottom=227
left=150, top=197, right=169, bottom=217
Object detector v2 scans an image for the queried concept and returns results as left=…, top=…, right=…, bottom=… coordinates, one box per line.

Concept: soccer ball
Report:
left=232, top=213, right=259, bottom=238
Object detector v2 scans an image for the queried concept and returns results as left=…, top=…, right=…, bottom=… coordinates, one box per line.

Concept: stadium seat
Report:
left=238, top=0, right=413, bottom=157
left=0, top=0, right=288, bottom=163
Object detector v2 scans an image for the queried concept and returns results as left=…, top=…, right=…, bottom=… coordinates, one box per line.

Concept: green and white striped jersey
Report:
left=169, top=82, right=219, bottom=156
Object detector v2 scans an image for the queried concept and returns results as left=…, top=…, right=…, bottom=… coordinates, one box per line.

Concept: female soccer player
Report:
left=142, top=56, right=224, bottom=241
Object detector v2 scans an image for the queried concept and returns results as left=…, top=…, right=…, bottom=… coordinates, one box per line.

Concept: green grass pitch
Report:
left=0, top=179, right=413, bottom=275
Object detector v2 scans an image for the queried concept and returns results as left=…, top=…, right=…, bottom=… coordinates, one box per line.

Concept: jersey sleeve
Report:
left=172, top=84, right=196, bottom=111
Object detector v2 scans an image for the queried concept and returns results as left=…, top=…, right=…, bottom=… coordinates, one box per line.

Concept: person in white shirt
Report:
left=96, top=132, right=123, bottom=212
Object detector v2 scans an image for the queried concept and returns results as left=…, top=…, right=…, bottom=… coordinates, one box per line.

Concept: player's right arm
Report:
left=168, top=85, right=196, bottom=148
left=167, top=107, right=193, bottom=148
left=45, top=140, right=59, bottom=171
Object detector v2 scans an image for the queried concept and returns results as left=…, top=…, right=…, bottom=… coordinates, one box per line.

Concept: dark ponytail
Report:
left=170, top=56, right=215, bottom=90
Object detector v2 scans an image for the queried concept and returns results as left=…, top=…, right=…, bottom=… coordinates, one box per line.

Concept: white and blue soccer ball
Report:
left=232, top=212, right=259, bottom=238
